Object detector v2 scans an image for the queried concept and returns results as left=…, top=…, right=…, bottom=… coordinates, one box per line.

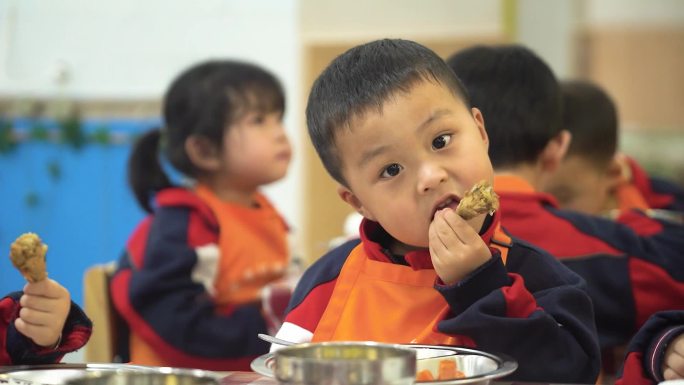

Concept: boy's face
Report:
left=544, top=155, right=614, bottom=215
left=336, top=80, right=493, bottom=248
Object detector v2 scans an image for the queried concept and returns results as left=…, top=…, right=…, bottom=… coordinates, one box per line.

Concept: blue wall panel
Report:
left=0, top=118, right=158, bottom=305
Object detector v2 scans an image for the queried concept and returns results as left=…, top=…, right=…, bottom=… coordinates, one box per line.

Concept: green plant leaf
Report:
left=59, top=115, right=87, bottom=149
left=0, top=119, right=17, bottom=154
left=30, top=123, right=51, bottom=141
left=90, top=125, right=112, bottom=145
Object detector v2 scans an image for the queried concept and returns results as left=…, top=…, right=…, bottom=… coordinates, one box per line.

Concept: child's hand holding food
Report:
left=429, top=208, right=491, bottom=284
left=15, top=278, right=71, bottom=348
left=429, top=181, right=499, bottom=285
left=9, top=232, right=70, bottom=348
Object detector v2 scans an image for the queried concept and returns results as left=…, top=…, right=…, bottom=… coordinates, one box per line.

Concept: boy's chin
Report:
left=389, top=238, right=428, bottom=255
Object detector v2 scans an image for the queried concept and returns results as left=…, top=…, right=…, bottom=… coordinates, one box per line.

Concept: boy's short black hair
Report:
left=446, top=45, right=562, bottom=169
left=307, top=38, right=471, bottom=186
left=561, top=80, right=618, bottom=168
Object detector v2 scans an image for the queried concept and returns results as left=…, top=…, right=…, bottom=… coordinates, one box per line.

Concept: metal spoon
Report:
left=258, top=333, right=295, bottom=346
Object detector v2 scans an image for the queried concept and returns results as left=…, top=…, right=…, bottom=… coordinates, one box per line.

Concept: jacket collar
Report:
left=493, top=174, right=559, bottom=208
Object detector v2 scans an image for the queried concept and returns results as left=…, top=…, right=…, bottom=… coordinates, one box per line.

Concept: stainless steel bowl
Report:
left=273, top=341, right=416, bottom=385
left=252, top=344, right=517, bottom=385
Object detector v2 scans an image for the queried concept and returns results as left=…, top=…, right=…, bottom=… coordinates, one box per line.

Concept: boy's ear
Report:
left=471, top=107, right=489, bottom=147
left=540, top=130, right=572, bottom=173
left=185, top=135, right=221, bottom=171
left=605, top=155, right=627, bottom=192
left=337, top=185, right=377, bottom=221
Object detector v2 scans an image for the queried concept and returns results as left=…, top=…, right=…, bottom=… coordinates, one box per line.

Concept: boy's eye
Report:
left=380, top=163, right=403, bottom=178
left=432, top=134, right=452, bottom=150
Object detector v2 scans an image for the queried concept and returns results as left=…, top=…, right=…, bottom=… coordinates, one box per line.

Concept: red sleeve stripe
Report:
left=284, top=279, right=337, bottom=333
left=616, top=352, right=651, bottom=385
left=126, top=217, right=152, bottom=269
left=501, top=273, right=539, bottom=318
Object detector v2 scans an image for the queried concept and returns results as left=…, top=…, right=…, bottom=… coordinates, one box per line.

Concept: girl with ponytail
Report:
left=111, top=60, right=292, bottom=370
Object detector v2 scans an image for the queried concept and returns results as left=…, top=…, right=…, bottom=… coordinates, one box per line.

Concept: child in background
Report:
left=545, top=80, right=684, bottom=217
left=544, top=79, right=627, bottom=215
left=447, top=45, right=684, bottom=380
left=274, top=39, right=600, bottom=383
left=1, top=279, right=92, bottom=364
left=617, top=311, right=684, bottom=384
left=110, top=60, right=292, bottom=370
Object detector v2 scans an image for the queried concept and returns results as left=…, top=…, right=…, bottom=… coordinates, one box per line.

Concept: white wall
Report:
left=517, top=0, right=578, bottom=78
left=584, top=0, right=684, bottom=26
left=515, top=0, right=684, bottom=78
left=301, top=0, right=502, bottom=41
left=0, top=0, right=303, bottom=238
left=0, top=0, right=300, bottom=99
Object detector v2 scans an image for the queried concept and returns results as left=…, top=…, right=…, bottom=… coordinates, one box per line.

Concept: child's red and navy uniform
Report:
left=494, top=175, right=684, bottom=351
left=277, top=212, right=600, bottom=383
left=110, top=185, right=289, bottom=371
left=616, top=311, right=684, bottom=385
left=1, top=291, right=92, bottom=365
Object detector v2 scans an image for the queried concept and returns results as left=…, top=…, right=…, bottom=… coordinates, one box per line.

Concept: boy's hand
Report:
left=14, top=278, right=71, bottom=348
left=663, top=333, right=684, bottom=380
left=429, top=208, right=491, bottom=285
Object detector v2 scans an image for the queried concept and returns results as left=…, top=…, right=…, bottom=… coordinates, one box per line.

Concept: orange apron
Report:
left=195, top=185, right=289, bottom=307
left=312, top=226, right=510, bottom=346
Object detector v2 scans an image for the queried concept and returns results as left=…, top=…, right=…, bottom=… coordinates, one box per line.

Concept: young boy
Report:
left=447, top=45, right=684, bottom=377
left=545, top=80, right=684, bottom=217
left=1, top=278, right=92, bottom=364
left=274, top=39, right=600, bottom=383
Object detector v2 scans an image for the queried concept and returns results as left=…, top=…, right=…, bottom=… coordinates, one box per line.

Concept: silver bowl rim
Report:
left=0, top=363, right=220, bottom=380
left=0, top=363, right=149, bottom=375
left=275, top=340, right=417, bottom=360
left=251, top=344, right=518, bottom=384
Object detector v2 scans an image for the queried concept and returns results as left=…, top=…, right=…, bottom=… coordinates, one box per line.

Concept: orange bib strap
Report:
left=311, top=244, right=368, bottom=342
left=490, top=223, right=512, bottom=264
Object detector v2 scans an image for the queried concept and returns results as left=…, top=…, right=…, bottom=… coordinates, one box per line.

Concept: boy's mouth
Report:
left=431, top=195, right=461, bottom=219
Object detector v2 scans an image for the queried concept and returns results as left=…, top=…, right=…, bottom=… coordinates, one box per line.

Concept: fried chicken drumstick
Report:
left=456, top=180, right=500, bottom=220
left=9, top=232, right=48, bottom=282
